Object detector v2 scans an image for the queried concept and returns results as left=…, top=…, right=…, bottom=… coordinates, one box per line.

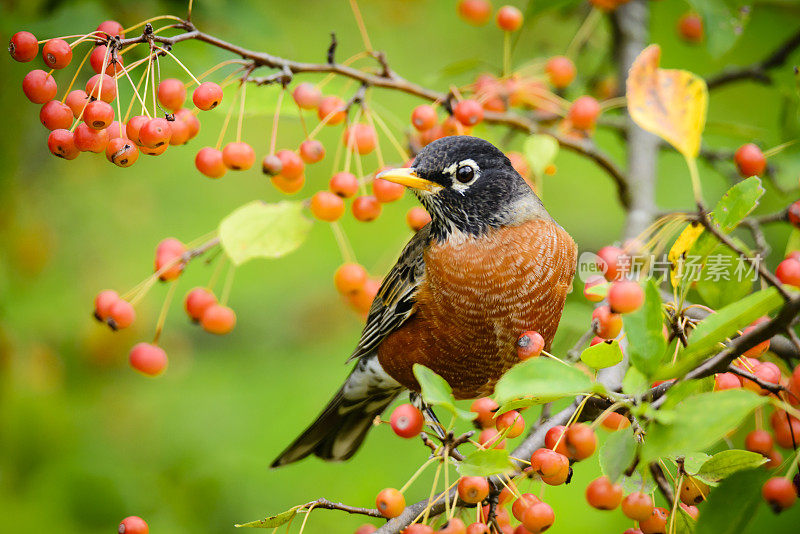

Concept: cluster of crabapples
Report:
left=9, top=24, right=221, bottom=165
left=93, top=238, right=235, bottom=376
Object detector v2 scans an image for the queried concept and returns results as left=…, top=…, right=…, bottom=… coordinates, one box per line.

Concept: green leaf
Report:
left=236, top=506, right=299, bottom=528
left=622, top=366, right=649, bottom=397
left=413, top=364, right=475, bottom=420
left=625, top=279, right=667, bottom=378
left=695, top=449, right=767, bottom=485
left=599, top=426, right=637, bottom=483
left=641, top=389, right=767, bottom=463
left=671, top=506, right=696, bottom=534
left=689, top=176, right=765, bottom=261
left=660, top=378, right=714, bottom=411
left=523, top=134, right=559, bottom=179
left=621, top=467, right=655, bottom=495
left=695, top=468, right=769, bottom=534
left=219, top=201, right=313, bottom=266
left=580, top=339, right=623, bottom=369
left=657, top=287, right=782, bottom=379
left=695, top=244, right=754, bottom=308
left=585, top=281, right=610, bottom=300
left=493, top=358, right=592, bottom=405
left=686, top=0, right=750, bottom=58
left=676, top=452, right=712, bottom=475
left=457, top=449, right=514, bottom=477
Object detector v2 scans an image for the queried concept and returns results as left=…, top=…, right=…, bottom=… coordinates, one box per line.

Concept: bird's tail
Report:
left=271, top=358, right=401, bottom=468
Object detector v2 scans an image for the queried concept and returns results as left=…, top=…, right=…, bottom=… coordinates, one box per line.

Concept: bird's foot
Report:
left=409, top=391, right=447, bottom=441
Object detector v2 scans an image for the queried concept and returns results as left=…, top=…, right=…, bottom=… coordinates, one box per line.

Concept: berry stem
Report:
left=368, top=106, right=409, bottom=161
left=783, top=449, right=800, bottom=481
left=122, top=15, right=184, bottom=35
left=236, top=80, right=247, bottom=143
left=215, top=84, right=241, bottom=150
left=763, top=140, right=797, bottom=158
left=296, top=502, right=317, bottom=534
left=421, top=460, right=443, bottom=525
left=68, top=31, right=107, bottom=49
left=193, top=59, right=249, bottom=87
left=565, top=7, right=602, bottom=60
left=364, top=107, right=385, bottom=169
left=152, top=280, right=178, bottom=344
left=330, top=222, right=356, bottom=264
left=685, top=155, right=704, bottom=205
left=60, top=46, right=93, bottom=103
left=348, top=0, right=373, bottom=52
left=154, top=45, right=201, bottom=85
left=502, top=31, right=511, bottom=79
left=400, top=456, right=437, bottom=494
left=121, top=60, right=152, bottom=121
left=219, top=264, right=236, bottom=306
left=114, top=74, right=124, bottom=138
left=269, top=88, right=284, bottom=155
left=600, top=96, right=628, bottom=111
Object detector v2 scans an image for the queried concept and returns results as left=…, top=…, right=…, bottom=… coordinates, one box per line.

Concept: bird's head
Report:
left=378, top=136, right=548, bottom=240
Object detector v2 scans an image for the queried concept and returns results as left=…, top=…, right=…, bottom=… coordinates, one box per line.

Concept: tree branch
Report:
left=706, top=28, right=800, bottom=90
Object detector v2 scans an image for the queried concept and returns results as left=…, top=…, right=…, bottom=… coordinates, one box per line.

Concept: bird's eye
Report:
left=456, top=165, right=475, bottom=183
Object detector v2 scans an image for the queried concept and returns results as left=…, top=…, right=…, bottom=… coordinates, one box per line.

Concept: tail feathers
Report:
left=271, top=383, right=400, bottom=468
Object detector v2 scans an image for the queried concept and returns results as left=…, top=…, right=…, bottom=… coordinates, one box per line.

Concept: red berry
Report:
left=272, top=173, right=305, bottom=195
left=478, top=428, right=506, bottom=449
left=568, top=96, right=601, bottom=130
left=639, top=507, right=668, bottom=534
left=745, top=429, right=774, bottom=456
left=184, top=288, right=217, bottom=322
left=97, top=20, right=125, bottom=39
left=334, top=263, right=368, bottom=294
left=40, top=100, right=73, bottom=130
left=516, top=330, right=545, bottom=360
left=193, top=82, right=223, bottom=110
left=411, top=105, right=438, bottom=131
left=139, top=118, right=172, bottom=148
left=354, top=525, right=377, bottom=534
left=140, top=144, right=168, bottom=157
left=299, top=139, right=326, bottom=163
left=787, top=200, right=800, bottom=229
left=390, top=403, right=424, bottom=438
left=89, top=45, right=123, bottom=75
left=195, top=147, right=227, bottom=178
left=403, top=525, right=434, bottom=534
left=512, top=493, right=541, bottom=522
left=352, top=195, right=382, bottom=221
left=155, top=238, right=186, bottom=281
left=261, top=154, right=283, bottom=176
left=129, top=343, right=168, bottom=377
left=678, top=13, right=704, bottom=43
left=276, top=149, right=305, bottom=179
left=453, top=100, right=484, bottom=127
left=175, top=108, right=200, bottom=140
left=201, top=304, right=237, bottom=335
left=679, top=476, right=709, bottom=505
left=373, top=178, right=405, bottom=203
left=592, top=305, right=623, bottom=339
left=714, top=372, right=741, bottom=390
left=106, top=138, right=139, bottom=167
left=85, top=73, right=117, bottom=103
left=376, top=488, right=405, bottom=518
left=438, top=518, right=466, bottom=534
left=596, top=246, right=627, bottom=281
left=406, top=207, right=431, bottom=232
left=118, top=516, right=149, bottom=534
left=496, top=410, right=525, bottom=438
left=585, top=476, right=623, bottom=510
left=496, top=6, right=524, bottom=32
left=458, top=476, right=490, bottom=504
left=157, top=78, right=186, bottom=112
left=9, top=31, right=38, bottom=62
left=465, top=523, right=489, bottom=534
left=310, top=190, right=346, bottom=222
left=544, top=425, right=570, bottom=456
left=566, top=423, right=596, bottom=460
left=762, top=477, right=797, bottom=512
left=520, top=501, right=554, bottom=533
left=470, top=397, right=499, bottom=428
left=600, top=411, right=631, bottom=431
left=125, top=115, right=147, bottom=144
left=94, top=289, right=120, bottom=321
left=622, top=491, right=654, bottom=521
left=84, top=100, right=114, bottom=130
left=734, top=143, right=766, bottom=177
left=317, top=95, right=346, bottom=125
left=222, top=142, right=255, bottom=170
left=47, top=129, right=79, bottom=160
left=330, top=171, right=360, bottom=198
left=776, top=258, right=800, bottom=287
left=545, top=56, right=576, bottom=89
left=22, top=69, right=57, bottom=104
left=292, top=82, right=322, bottom=109
left=607, top=280, right=644, bottom=313
left=108, top=299, right=136, bottom=330
left=65, top=89, right=89, bottom=118
left=42, top=38, right=72, bottom=69
left=168, top=117, right=191, bottom=145
left=343, top=123, right=377, bottom=155
left=347, top=278, right=379, bottom=314
left=74, top=123, right=109, bottom=152
left=458, top=0, right=492, bottom=25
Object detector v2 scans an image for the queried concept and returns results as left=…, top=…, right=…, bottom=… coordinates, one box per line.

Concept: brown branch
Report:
left=306, top=498, right=383, bottom=518
left=649, top=462, right=675, bottom=505
left=706, top=29, right=800, bottom=90
left=113, top=20, right=630, bottom=208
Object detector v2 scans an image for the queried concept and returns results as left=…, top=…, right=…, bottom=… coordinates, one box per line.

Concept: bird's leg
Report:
left=409, top=391, right=448, bottom=440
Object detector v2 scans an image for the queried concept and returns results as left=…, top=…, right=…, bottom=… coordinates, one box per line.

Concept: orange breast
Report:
left=377, top=218, right=577, bottom=399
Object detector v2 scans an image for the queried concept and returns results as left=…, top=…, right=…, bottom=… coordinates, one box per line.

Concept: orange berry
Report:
left=679, top=476, right=709, bottom=505
left=105, top=138, right=139, bottom=168
left=565, top=423, right=597, bottom=460
left=292, top=82, right=322, bottom=109
left=406, top=207, right=431, bottom=232
left=622, top=491, right=654, bottom=521
left=343, top=123, right=377, bottom=155
left=607, top=280, right=644, bottom=314
left=592, top=305, right=623, bottom=339
left=310, top=190, right=345, bottom=222
left=352, top=195, right=382, bottom=221
left=678, top=13, right=704, bottom=43
left=458, top=0, right=492, bottom=26
left=201, top=304, right=237, bottom=335
left=496, top=5, right=524, bottom=32
left=600, top=411, right=630, bottom=431
left=390, top=403, right=424, bottom=438
left=129, top=343, right=168, bottom=376
left=222, top=142, right=256, bottom=170
left=299, top=139, right=326, bottom=163
left=329, top=171, right=360, bottom=198
left=272, top=173, right=305, bottom=194
left=138, top=117, right=172, bottom=148
left=184, top=287, right=217, bottom=322
left=373, top=178, right=405, bottom=203
left=193, top=82, right=223, bottom=110
left=155, top=238, right=187, bottom=281
left=453, top=99, right=484, bottom=127
left=545, top=56, right=576, bottom=88
left=520, top=502, right=554, bottom=533
left=157, top=78, right=186, bottom=112
left=334, top=263, right=368, bottom=294
left=585, top=476, right=623, bottom=510
left=470, top=397, right=499, bottom=428
left=108, top=299, right=136, bottom=330
left=568, top=96, right=601, bottom=130
left=317, top=95, right=346, bottom=125
left=496, top=410, right=525, bottom=438
left=195, top=147, right=227, bottom=178
left=411, top=105, right=438, bottom=131
left=276, top=149, right=305, bottom=179
left=375, top=488, right=405, bottom=518
left=458, top=476, right=490, bottom=504
left=516, top=331, right=544, bottom=360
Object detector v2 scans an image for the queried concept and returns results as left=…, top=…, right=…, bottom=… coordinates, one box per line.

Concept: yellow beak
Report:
left=377, top=168, right=440, bottom=192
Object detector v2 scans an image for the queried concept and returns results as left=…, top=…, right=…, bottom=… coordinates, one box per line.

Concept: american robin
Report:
left=271, top=135, right=576, bottom=467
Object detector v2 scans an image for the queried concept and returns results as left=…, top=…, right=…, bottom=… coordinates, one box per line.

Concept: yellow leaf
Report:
left=668, top=222, right=704, bottom=289
left=626, top=45, right=708, bottom=159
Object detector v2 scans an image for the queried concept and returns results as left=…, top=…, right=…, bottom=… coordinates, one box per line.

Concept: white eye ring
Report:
left=444, top=159, right=480, bottom=192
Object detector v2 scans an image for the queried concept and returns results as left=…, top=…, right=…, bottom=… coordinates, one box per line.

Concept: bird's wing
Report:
left=348, top=225, right=431, bottom=362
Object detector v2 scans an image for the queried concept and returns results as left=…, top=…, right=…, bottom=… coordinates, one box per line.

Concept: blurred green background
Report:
left=1, top=0, right=800, bottom=532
